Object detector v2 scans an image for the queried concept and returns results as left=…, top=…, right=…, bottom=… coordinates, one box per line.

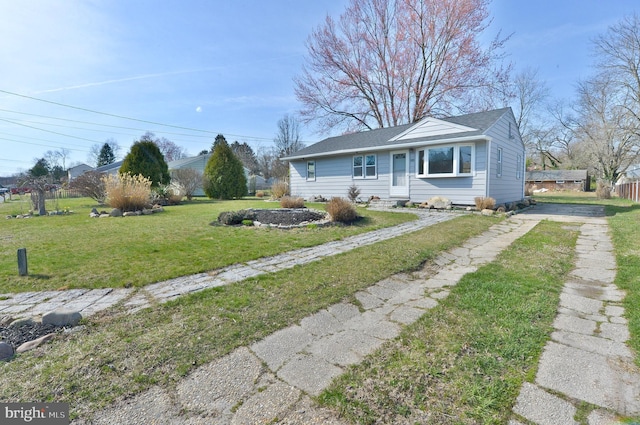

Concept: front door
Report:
left=390, top=150, right=409, bottom=197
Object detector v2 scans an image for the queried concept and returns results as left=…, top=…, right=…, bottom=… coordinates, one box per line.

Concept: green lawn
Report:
left=0, top=213, right=498, bottom=420
left=0, top=196, right=413, bottom=293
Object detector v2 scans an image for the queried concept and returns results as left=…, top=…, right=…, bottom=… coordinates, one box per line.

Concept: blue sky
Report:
left=0, top=0, right=638, bottom=176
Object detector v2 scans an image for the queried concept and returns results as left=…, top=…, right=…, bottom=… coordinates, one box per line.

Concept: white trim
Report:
left=389, top=150, right=410, bottom=197
left=306, top=160, right=316, bottom=181
left=416, top=143, right=475, bottom=178
left=352, top=154, right=377, bottom=179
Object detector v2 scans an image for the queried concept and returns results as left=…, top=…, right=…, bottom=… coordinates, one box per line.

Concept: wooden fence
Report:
left=616, top=181, right=640, bottom=202
left=44, top=189, right=84, bottom=200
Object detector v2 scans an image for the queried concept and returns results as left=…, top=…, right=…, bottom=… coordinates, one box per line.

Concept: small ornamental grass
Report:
left=326, top=197, right=359, bottom=223
left=270, top=180, right=289, bottom=199
left=280, top=196, right=305, bottom=208
left=474, top=196, right=496, bottom=210
left=103, top=173, right=152, bottom=212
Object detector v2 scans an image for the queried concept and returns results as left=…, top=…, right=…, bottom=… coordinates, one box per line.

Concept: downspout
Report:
left=486, top=138, right=492, bottom=198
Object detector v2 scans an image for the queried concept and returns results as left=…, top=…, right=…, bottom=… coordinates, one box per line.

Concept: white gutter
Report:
left=284, top=134, right=492, bottom=161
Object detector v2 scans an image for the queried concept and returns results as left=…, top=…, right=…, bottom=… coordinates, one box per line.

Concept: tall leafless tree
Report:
left=295, top=0, right=511, bottom=133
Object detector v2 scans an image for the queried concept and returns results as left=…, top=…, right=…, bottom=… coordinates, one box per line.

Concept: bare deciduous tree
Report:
left=272, top=115, right=305, bottom=180
left=170, top=168, right=202, bottom=200
left=572, top=74, right=640, bottom=186
left=295, top=0, right=510, bottom=133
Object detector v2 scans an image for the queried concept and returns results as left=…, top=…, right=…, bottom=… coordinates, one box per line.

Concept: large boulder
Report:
left=427, top=196, right=452, bottom=210
left=109, top=208, right=123, bottom=217
left=16, top=333, right=56, bottom=354
left=42, top=310, right=82, bottom=327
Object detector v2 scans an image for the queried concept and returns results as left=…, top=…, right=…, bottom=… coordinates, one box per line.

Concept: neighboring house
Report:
left=67, top=163, right=94, bottom=182
left=283, top=107, right=525, bottom=206
left=95, top=160, right=124, bottom=176
left=168, top=154, right=268, bottom=196
left=525, top=170, right=590, bottom=192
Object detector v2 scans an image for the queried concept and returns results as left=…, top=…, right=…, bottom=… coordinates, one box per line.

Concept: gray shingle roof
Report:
left=525, top=170, right=588, bottom=181
left=284, top=108, right=512, bottom=160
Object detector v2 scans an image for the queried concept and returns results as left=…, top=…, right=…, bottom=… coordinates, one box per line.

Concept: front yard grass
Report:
left=0, top=197, right=413, bottom=293
left=319, top=220, right=577, bottom=424
left=0, top=214, right=497, bottom=420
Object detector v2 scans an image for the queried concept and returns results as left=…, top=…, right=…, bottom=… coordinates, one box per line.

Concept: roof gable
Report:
left=390, top=117, right=477, bottom=142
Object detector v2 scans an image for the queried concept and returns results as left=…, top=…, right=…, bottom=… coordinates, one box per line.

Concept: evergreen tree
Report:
left=203, top=138, right=247, bottom=199
left=29, top=158, right=50, bottom=177
left=97, top=142, right=116, bottom=167
left=120, top=140, right=170, bottom=187
left=210, top=134, right=227, bottom=153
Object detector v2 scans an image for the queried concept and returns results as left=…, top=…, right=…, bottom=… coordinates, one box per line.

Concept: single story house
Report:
left=525, top=170, right=590, bottom=192
left=67, top=163, right=94, bottom=182
left=283, top=107, right=525, bottom=206
left=94, top=160, right=124, bottom=176
left=168, top=154, right=269, bottom=196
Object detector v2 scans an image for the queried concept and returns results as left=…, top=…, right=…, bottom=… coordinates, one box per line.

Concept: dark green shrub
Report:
left=203, top=138, right=247, bottom=199
left=325, top=197, right=359, bottom=223
left=217, top=210, right=256, bottom=225
left=120, top=139, right=170, bottom=188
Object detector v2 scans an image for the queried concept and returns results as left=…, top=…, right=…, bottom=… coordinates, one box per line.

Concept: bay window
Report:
left=416, top=144, right=474, bottom=177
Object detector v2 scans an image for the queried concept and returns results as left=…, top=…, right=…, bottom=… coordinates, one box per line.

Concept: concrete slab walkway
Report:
left=511, top=205, right=640, bottom=425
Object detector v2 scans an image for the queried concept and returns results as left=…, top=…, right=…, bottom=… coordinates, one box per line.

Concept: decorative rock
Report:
left=481, top=208, right=495, bottom=216
left=0, top=315, right=13, bottom=326
left=109, top=208, right=123, bottom=217
left=8, top=317, right=35, bottom=328
left=99, top=214, right=110, bottom=218
left=0, top=342, right=14, bottom=361
left=42, top=310, right=82, bottom=327
left=427, top=196, right=451, bottom=210
left=16, top=333, right=56, bottom=354
left=123, top=211, right=138, bottom=217
left=142, top=209, right=153, bottom=215
left=152, top=206, right=164, bottom=213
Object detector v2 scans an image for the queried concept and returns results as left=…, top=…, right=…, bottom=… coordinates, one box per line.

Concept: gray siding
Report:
left=485, top=115, right=525, bottom=205
left=290, top=155, right=389, bottom=200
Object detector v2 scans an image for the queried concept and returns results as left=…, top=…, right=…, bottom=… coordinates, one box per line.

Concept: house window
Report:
left=306, top=161, right=315, bottom=181
left=353, top=154, right=376, bottom=178
left=516, top=154, right=522, bottom=179
left=556, top=180, right=565, bottom=184
left=497, top=148, right=503, bottom=177
left=416, top=145, right=474, bottom=177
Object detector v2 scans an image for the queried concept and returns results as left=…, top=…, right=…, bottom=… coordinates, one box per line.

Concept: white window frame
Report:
left=497, top=148, right=503, bottom=178
left=516, top=154, right=522, bottom=179
left=416, top=144, right=474, bottom=178
left=306, top=160, right=316, bottom=181
left=353, top=154, right=377, bottom=179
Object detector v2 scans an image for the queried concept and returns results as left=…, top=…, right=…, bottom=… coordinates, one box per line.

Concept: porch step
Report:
left=368, top=198, right=410, bottom=208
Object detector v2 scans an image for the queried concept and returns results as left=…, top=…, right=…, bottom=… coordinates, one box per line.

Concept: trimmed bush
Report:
left=256, top=190, right=265, bottom=198
left=280, top=196, right=305, bottom=208
left=271, top=180, right=289, bottom=199
left=103, top=173, right=152, bottom=212
left=217, top=210, right=257, bottom=225
left=474, top=196, right=496, bottom=210
left=325, top=197, right=358, bottom=223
